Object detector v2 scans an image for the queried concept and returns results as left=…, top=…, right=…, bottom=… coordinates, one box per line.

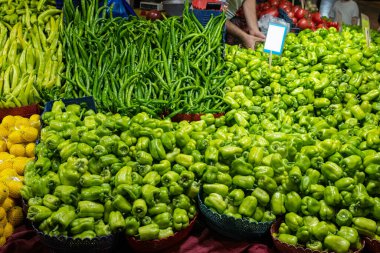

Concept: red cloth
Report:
left=0, top=225, right=49, bottom=253
left=0, top=224, right=274, bottom=253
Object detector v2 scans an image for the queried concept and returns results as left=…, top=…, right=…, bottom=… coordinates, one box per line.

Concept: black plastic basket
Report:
left=191, top=8, right=222, bottom=27
left=197, top=189, right=274, bottom=241
left=279, top=8, right=295, bottom=27
left=31, top=222, right=115, bottom=253
left=42, top=96, right=97, bottom=115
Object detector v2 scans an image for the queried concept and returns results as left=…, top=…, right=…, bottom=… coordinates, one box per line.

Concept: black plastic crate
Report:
left=278, top=8, right=295, bottom=27
left=191, top=8, right=222, bottom=27
left=42, top=96, right=97, bottom=115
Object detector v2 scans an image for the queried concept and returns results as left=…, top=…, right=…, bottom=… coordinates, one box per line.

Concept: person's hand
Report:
left=249, top=29, right=266, bottom=40
left=242, top=34, right=265, bottom=49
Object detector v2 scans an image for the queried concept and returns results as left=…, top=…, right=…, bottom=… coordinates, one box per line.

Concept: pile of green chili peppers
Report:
left=60, top=0, right=227, bottom=116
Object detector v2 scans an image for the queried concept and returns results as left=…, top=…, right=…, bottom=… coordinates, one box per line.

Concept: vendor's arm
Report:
left=226, top=20, right=265, bottom=49
left=242, top=0, right=265, bottom=39
left=351, top=1, right=359, bottom=25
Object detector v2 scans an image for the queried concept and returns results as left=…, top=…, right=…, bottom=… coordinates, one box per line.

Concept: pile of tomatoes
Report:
left=255, top=0, right=339, bottom=31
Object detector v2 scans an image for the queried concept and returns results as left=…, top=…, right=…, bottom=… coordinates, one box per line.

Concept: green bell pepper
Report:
left=132, top=199, right=148, bottom=218
left=78, top=200, right=104, bottom=219
left=324, top=186, right=341, bottom=206
left=42, top=194, right=60, bottom=211
left=173, top=208, right=189, bottom=231
left=27, top=205, right=52, bottom=223
left=135, top=151, right=153, bottom=166
left=138, top=223, right=159, bottom=240
left=153, top=212, right=172, bottom=229
left=284, top=192, right=301, bottom=213
left=321, top=161, right=343, bottom=182
left=152, top=160, right=171, bottom=176
left=50, top=205, right=77, bottom=230
left=116, top=184, right=142, bottom=201
left=114, top=166, right=133, bottom=187
left=232, top=175, right=255, bottom=189
left=336, top=209, right=353, bottom=227
left=94, top=220, right=111, bottom=237
left=203, top=184, right=229, bottom=197
left=149, top=139, right=167, bottom=161
left=319, top=200, right=335, bottom=221
left=337, top=226, right=359, bottom=245
left=278, top=234, right=298, bottom=246
left=285, top=212, right=304, bottom=232
left=173, top=194, right=191, bottom=210
left=70, top=217, right=95, bottom=235
left=352, top=217, right=377, bottom=237
left=112, top=194, right=132, bottom=214
left=238, top=196, right=257, bottom=217
left=204, top=193, right=227, bottom=214
left=306, top=240, right=323, bottom=251
left=324, top=234, right=350, bottom=253
left=301, top=196, right=321, bottom=216
left=143, top=171, right=161, bottom=186
left=271, top=192, right=286, bottom=216
left=251, top=188, right=269, bottom=207
left=53, top=185, right=78, bottom=205
left=109, top=211, right=126, bottom=233
left=125, top=216, right=140, bottom=236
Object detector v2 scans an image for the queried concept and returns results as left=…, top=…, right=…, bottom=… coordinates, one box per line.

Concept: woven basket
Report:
left=197, top=190, right=274, bottom=241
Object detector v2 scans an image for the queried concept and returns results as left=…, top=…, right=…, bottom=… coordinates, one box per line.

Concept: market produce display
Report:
left=0, top=114, right=39, bottom=246
left=60, top=0, right=228, bottom=117
left=22, top=101, right=199, bottom=240
left=0, top=0, right=64, bottom=108
left=222, top=26, right=380, bottom=251
left=0, top=0, right=379, bottom=251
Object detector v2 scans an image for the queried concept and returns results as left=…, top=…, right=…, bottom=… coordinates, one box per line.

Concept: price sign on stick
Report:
left=361, top=13, right=370, bottom=46
left=264, top=22, right=288, bottom=67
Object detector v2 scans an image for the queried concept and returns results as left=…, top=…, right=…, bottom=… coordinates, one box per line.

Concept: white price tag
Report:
left=263, top=22, right=288, bottom=56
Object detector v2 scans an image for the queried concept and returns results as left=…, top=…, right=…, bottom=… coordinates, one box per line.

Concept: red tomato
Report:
left=146, top=10, right=162, bottom=20
left=260, top=7, right=279, bottom=17
left=281, top=5, right=292, bottom=12
left=279, top=1, right=292, bottom=10
left=292, top=17, right=298, bottom=24
left=292, top=5, right=301, bottom=13
left=295, top=8, right=308, bottom=20
left=286, top=11, right=295, bottom=18
left=269, top=0, right=280, bottom=7
left=297, top=17, right=312, bottom=29
left=261, top=2, right=271, bottom=11
left=317, top=23, right=327, bottom=29
left=311, top=12, right=322, bottom=24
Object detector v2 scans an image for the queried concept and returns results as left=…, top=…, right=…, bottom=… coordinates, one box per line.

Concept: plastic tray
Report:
left=364, top=237, right=380, bottom=253
left=197, top=189, right=274, bottom=241
left=270, top=219, right=366, bottom=253
left=0, top=104, right=40, bottom=121
left=126, top=214, right=198, bottom=253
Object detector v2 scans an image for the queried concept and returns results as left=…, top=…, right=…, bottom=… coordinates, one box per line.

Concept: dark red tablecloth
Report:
left=0, top=220, right=276, bottom=253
